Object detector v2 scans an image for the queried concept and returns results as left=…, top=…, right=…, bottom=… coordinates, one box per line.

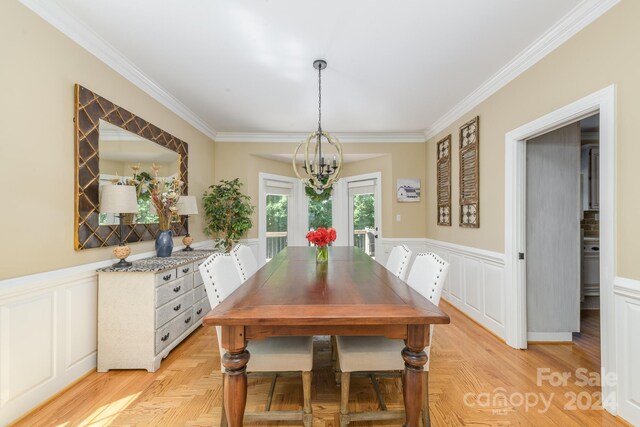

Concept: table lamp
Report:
left=100, top=184, right=139, bottom=268
left=178, top=195, right=198, bottom=251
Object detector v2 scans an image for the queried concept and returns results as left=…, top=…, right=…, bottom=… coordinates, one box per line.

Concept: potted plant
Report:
left=202, top=178, right=255, bottom=252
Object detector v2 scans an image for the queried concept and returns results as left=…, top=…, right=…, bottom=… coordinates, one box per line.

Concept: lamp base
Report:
left=112, top=259, right=132, bottom=269
left=182, top=234, right=194, bottom=251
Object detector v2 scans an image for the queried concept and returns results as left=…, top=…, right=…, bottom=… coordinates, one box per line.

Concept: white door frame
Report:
left=334, top=172, right=382, bottom=255
left=504, top=85, right=616, bottom=413
left=258, top=173, right=307, bottom=266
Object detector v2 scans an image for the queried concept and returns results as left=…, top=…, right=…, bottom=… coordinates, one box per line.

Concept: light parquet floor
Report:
left=12, top=302, right=629, bottom=427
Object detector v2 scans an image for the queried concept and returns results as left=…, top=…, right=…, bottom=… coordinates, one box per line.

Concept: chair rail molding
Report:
left=504, top=85, right=617, bottom=415
left=0, top=240, right=216, bottom=425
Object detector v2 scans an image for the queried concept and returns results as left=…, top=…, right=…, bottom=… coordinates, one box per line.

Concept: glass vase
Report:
left=316, top=246, right=328, bottom=263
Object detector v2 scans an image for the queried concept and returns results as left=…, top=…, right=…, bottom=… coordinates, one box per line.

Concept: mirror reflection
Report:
left=98, top=120, right=180, bottom=225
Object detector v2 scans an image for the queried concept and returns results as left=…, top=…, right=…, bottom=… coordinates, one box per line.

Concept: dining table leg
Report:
left=402, top=325, right=429, bottom=427
left=221, top=326, right=249, bottom=426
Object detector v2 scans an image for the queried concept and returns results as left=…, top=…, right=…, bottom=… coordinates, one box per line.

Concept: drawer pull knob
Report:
left=184, top=317, right=192, bottom=324
left=173, top=304, right=182, bottom=311
left=163, top=274, right=172, bottom=281
left=196, top=308, right=203, bottom=315
left=161, top=333, right=170, bottom=342
left=173, top=285, right=181, bottom=293
left=182, top=267, right=190, bottom=273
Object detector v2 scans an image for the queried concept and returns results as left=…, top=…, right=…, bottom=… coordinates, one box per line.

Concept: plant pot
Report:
left=316, top=246, right=328, bottom=263
left=156, top=229, right=174, bottom=257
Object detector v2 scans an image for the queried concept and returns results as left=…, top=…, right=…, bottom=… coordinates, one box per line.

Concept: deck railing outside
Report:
left=266, top=231, right=288, bottom=260
left=266, top=229, right=374, bottom=260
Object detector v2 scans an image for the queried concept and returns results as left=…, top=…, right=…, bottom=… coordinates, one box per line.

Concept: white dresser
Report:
left=97, top=250, right=215, bottom=372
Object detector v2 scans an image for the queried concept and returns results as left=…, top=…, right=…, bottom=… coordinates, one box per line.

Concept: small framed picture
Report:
left=397, top=179, right=421, bottom=202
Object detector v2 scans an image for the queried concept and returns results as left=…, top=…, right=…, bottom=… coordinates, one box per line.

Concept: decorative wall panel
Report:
left=437, top=135, right=452, bottom=226
left=74, top=85, right=188, bottom=250
left=459, top=116, right=479, bottom=228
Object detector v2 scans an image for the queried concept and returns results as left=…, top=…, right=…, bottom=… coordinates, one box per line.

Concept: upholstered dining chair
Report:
left=386, top=244, right=413, bottom=281
left=199, top=253, right=314, bottom=426
left=231, top=244, right=259, bottom=281
left=335, top=252, right=449, bottom=427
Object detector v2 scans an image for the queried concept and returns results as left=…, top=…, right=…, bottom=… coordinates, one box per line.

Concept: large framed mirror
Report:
left=74, top=84, right=189, bottom=250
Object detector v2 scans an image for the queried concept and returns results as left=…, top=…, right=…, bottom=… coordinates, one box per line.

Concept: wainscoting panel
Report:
left=379, top=238, right=506, bottom=339
left=0, top=293, right=55, bottom=406
left=447, top=253, right=464, bottom=303
left=423, top=239, right=505, bottom=338
left=614, top=277, right=640, bottom=425
left=484, top=262, right=505, bottom=328
left=0, top=240, right=215, bottom=425
left=65, top=278, right=98, bottom=370
left=463, top=258, right=482, bottom=314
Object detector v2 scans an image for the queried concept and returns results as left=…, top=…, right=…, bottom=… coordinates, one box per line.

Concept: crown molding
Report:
left=18, top=0, right=217, bottom=141
left=214, top=132, right=426, bottom=144
left=424, top=0, right=621, bottom=140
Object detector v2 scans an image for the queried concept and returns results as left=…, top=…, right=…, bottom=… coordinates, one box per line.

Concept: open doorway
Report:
left=504, top=85, right=616, bottom=413
left=524, top=113, right=601, bottom=360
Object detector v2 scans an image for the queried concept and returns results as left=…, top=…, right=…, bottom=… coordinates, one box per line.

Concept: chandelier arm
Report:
left=292, top=142, right=306, bottom=181
left=305, top=132, right=315, bottom=180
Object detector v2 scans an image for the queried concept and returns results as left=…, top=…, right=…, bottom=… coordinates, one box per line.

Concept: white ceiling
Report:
left=27, top=0, right=605, bottom=137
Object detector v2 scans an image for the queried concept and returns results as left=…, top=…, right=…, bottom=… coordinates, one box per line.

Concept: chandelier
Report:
left=293, top=59, right=343, bottom=194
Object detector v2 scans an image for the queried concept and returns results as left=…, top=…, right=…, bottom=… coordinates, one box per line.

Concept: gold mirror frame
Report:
left=74, top=84, right=188, bottom=250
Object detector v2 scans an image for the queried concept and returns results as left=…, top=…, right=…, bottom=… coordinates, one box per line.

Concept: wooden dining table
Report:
left=203, top=246, right=450, bottom=426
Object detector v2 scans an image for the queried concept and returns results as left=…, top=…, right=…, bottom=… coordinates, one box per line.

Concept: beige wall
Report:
left=425, top=0, right=640, bottom=279
left=0, top=0, right=215, bottom=280
left=214, top=142, right=426, bottom=239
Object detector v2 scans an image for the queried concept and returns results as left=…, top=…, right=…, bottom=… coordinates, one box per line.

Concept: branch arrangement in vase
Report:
left=148, top=164, right=184, bottom=230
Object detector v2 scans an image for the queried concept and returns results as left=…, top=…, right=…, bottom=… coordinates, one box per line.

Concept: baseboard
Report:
left=6, top=368, right=95, bottom=426
left=527, top=332, right=573, bottom=342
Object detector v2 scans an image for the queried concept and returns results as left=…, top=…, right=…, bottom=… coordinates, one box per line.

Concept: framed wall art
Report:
left=397, top=178, right=421, bottom=202
left=437, top=135, right=451, bottom=226
left=459, top=116, right=479, bottom=228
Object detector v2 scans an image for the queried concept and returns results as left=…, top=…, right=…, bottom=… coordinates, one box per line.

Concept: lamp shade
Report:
left=177, top=195, right=198, bottom=215
left=100, top=185, right=138, bottom=214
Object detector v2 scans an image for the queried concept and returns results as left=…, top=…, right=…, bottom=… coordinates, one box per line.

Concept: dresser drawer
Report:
left=156, top=291, right=193, bottom=328
left=155, top=269, right=178, bottom=287
left=156, top=276, right=189, bottom=308
left=155, top=308, right=193, bottom=354
left=193, top=282, right=206, bottom=302
left=193, top=270, right=204, bottom=288
left=194, top=297, right=211, bottom=321
left=176, top=263, right=194, bottom=278
left=176, top=307, right=196, bottom=337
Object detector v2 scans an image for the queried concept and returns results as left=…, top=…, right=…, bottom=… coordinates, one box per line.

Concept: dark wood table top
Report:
left=204, top=246, right=450, bottom=327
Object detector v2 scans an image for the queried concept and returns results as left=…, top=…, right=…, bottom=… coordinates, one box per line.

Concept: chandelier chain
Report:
left=317, top=64, right=322, bottom=133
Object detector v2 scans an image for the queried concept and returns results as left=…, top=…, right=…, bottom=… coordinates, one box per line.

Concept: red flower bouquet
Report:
left=306, top=227, right=337, bottom=247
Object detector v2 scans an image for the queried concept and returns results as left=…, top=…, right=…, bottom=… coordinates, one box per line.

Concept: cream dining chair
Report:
left=331, top=244, right=413, bottom=378
left=199, top=253, right=314, bottom=426
left=335, top=252, right=449, bottom=427
left=231, top=244, right=258, bottom=281
left=386, top=244, right=413, bottom=281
